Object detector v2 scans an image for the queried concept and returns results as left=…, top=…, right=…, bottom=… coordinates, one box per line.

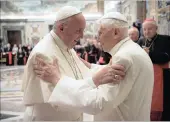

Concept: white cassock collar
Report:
left=50, top=30, right=68, bottom=51
left=109, top=37, right=130, bottom=56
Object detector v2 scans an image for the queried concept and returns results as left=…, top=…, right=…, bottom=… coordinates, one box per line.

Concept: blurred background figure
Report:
left=4, top=43, right=15, bottom=66
left=12, top=44, right=18, bottom=54
left=85, top=38, right=99, bottom=63
left=17, top=48, right=25, bottom=65
left=128, top=27, right=140, bottom=43
left=12, top=44, right=18, bottom=65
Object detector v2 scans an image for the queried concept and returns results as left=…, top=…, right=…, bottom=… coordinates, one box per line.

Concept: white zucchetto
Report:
left=56, top=6, right=82, bottom=21
left=100, top=12, right=128, bottom=23
left=93, top=12, right=128, bottom=35
left=94, top=12, right=129, bottom=30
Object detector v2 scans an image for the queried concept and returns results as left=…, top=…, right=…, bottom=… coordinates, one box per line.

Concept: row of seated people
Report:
left=74, top=41, right=111, bottom=65
left=0, top=42, right=110, bottom=66
left=0, top=43, right=33, bottom=65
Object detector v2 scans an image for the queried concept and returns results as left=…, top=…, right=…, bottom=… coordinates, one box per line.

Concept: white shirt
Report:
left=48, top=37, right=154, bottom=121
left=22, top=30, right=91, bottom=121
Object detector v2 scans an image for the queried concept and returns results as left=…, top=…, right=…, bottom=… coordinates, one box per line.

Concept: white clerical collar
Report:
left=50, top=30, right=68, bottom=51
left=109, top=37, right=130, bottom=56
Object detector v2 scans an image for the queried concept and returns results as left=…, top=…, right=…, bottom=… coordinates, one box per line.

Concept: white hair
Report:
left=97, top=18, right=129, bottom=28
left=128, top=27, right=139, bottom=35
left=94, top=18, right=129, bottom=37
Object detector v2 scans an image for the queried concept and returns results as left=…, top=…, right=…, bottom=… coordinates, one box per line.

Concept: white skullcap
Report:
left=95, top=12, right=128, bottom=30
left=100, top=12, right=128, bottom=22
left=56, top=6, right=82, bottom=21
left=93, top=12, right=128, bottom=35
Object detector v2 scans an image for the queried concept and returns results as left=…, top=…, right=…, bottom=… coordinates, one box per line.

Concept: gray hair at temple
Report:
left=95, top=12, right=129, bottom=37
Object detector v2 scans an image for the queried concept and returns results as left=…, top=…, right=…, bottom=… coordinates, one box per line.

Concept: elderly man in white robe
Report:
left=22, top=6, right=125, bottom=121
left=34, top=12, right=154, bottom=121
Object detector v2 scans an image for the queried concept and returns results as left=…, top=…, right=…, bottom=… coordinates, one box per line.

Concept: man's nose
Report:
left=145, top=30, right=149, bottom=34
left=79, top=31, right=84, bottom=39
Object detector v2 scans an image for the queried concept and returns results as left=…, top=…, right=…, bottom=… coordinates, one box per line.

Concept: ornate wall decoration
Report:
left=25, top=22, right=47, bottom=45
left=31, top=24, right=40, bottom=35
left=157, top=0, right=170, bottom=35
left=166, top=11, right=170, bottom=21
left=31, top=36, right=40, bottom=45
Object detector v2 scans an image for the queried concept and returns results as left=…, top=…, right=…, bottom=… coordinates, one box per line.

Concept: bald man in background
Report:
left=22, top=6, right=125, bottom=121
left=128, top=27, right=140, bottom=43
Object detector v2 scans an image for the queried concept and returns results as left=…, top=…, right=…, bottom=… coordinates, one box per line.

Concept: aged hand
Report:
left=33, top=55, right=61, bottom=85
left=92, top=64, right=125, bottom=87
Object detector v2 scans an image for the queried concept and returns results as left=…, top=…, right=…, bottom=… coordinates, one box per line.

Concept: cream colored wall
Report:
left=25, top=22, right=49, bottom=45
left=0, top=20, right=52, bottom=45
left=158, top=16, right=170, bottom=35
left=121, top=1, right=137, bottom=27
left=146, top=0, right=157, bottom=20
left=130, top=2, right=137, bottom=25
left=146, top=0, right=170, bottom=36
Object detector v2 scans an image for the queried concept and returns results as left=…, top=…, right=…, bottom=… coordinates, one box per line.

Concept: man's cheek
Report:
left=100, top=38, right=104, bottom=43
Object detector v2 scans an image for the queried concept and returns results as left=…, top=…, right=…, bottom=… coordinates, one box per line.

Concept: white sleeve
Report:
left=90, top=64, right=106, bottom=74
left=48, top=55, right=133, bottom=115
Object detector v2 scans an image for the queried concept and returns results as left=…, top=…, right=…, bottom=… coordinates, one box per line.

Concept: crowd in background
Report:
left=0, top=42, right=33, bottom=66
left=74, top=37, right=111, bottom=65
left=0, top=38, right=112, bottom=66
left=0, top=18, right=170, bottom=66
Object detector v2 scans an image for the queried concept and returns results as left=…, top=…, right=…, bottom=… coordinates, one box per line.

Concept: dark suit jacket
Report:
left=137, top=34, right=170, bottom=64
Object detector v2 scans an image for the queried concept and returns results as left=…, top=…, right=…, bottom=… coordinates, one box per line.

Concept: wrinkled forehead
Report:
left=93, top=19, right=111, bottom=34
left=95, top=19, right=113, bottom=29
left=94, top=18, right=128, bottom=30
left=142, top=21, right=157, bottom=28
left=129, top=28, right=138, bottom=33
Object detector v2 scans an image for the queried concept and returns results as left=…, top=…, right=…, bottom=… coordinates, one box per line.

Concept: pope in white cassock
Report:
left=22, top=6, right=125, bottom=121
left=33, top=11, right=154, bottom=121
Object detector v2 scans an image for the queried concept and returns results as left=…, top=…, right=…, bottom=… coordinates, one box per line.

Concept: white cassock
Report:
left=48, top=37, right=154, bottom=121
left=22, top=30, right=92, bottom=121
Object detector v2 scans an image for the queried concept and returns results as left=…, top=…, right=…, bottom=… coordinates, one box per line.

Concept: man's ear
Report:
left=58, top=24, right=64, bottom=32
left=115, top=28, right=118, bottom=35
left=114, top=28, right=121, bottom=39
left=155, top=25, right=158, bottom=31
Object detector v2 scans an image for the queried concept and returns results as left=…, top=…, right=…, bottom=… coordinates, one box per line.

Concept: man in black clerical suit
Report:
left=17, top=48, right=25, bottom=65
left=138, top=18, right=170, bottom=121
left=138, top=19, right=170, bottom=64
